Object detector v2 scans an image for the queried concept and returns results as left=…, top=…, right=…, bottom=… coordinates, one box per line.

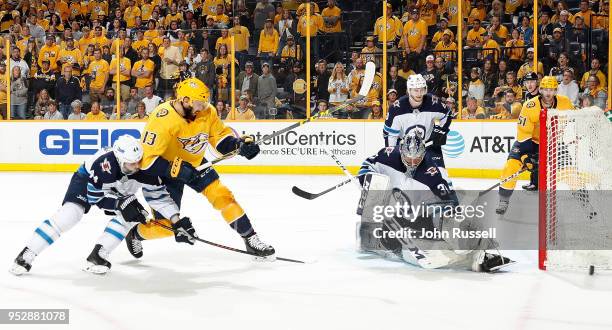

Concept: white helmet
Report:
left=113, top=135, right=143, bottom=175
left=406, top=74, right=428, bottom=92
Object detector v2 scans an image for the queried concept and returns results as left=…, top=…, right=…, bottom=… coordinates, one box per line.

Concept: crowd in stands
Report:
left=0, top=0, right=607, bottom=121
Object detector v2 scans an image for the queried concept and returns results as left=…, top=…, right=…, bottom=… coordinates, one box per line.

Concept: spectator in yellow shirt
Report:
left=130, top=102, right=149, bottom=120
left=165, top=3, right=184, bottom=26
left=466, top=19, right=486, bottom=48
left=431, top=17, right=454, bottom=44
left=131, top=48, right=155, bottom=95
left=226, top=95, right=256, bottom=120
left=461, top=96, right=486, bottom=119
left=87, top=48, right=110, bottom=101
left=93, top=26, right=110, bottom=49
left=132, top=30, right=150, bottom=53
left=85, top=101, right=108, bottom=120
left=58, top=37, right=83, bottom=76
left=258, top=19, right=280, bottom=58
left=505, top=29, right=524, bottom=71
left=581, top=58, right=608, bottom=89
left=402, top=8, right=427, bottom=65
left=213, top=4, right=230, bottom=28
left=374, top=3, right=403, bottom=46
left=468, top=0, right=487, bottom=24
left=321, top=0, right=342, bottom=33
left=216, top=29, right=231, bottom=54
left=38, top=35, right=61, bottom=72
left=124, top=0, right=141, bottom=28
left=434, top=31, right=457, bottom=62
left=141, top=0, right=154, bottom=21
left=489, top=16, right=509, bottom=44
left=109, top=47, right=132, bottom=100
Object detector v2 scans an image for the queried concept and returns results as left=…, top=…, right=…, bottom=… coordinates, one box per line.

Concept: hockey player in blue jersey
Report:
left=381, top=74, right=455, bottom=201
left=9, top=135, right=196, bottom=275
left=360, top=131, right=458, bottom=204
left=356, top=134, right=514, bottom=272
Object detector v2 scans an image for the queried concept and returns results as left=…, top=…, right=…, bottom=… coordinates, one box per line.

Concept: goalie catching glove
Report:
left=172, top=217, right=197, bottom=245
left=116, top=195, right=149, bottom=224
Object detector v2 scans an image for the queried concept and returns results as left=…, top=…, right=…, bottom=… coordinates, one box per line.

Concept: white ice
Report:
left=1, top=172, right=611, bottom=330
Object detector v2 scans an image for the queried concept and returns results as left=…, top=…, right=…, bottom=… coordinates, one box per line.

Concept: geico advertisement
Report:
left=0, top=121, right=382, bottom=166
left=0, top=121, right=517, bottom=168
left=442, top=122, right=516, bottom=169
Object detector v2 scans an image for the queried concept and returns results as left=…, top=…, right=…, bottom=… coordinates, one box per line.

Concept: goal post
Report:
left=539, top=106, right=612, bottom=271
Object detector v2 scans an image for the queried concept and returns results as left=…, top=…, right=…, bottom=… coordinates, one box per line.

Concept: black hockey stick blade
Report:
left=151, top=221, right=305, bottom=264
left=292, top=177, right=354, bottom=200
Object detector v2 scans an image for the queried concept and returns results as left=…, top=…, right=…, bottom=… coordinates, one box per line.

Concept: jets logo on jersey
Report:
left=426, top=167, right=438, bottom=176
left=177, top=133, right=209, bottom=154
left=384, top=146, right=394, bottom=156
left=404, top=125, right=427, bottom=140
left=100, top=158, right=112, bottom=174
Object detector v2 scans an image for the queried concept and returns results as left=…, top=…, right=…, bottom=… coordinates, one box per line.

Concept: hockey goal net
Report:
left=539, top=106, right=612, bottom=271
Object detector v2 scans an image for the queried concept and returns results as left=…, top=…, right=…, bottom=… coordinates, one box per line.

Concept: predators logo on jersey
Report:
left=177, top=133, right=209, bottom=155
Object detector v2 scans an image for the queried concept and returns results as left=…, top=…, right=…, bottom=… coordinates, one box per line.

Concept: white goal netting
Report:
left=542, top=107, right=612, bottom=271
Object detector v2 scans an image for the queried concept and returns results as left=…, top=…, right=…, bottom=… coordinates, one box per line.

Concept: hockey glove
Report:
left=167, top=157, right=198, bottom=184
left=116, top=195, right=149, bottom=224
left=524, top=154, right=538, bottom=172
left=172, top=217, right=197, bottom=245
left=238, top=135, right=260, bottom=160
left=430, top=125, right=449, bottom=146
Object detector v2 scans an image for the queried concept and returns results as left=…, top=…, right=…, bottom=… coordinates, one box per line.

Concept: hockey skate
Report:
left=522, top=183, right=537, bottom=191
left=9, top=247, right=36, bottom=276
left=471, top=251, right=515, bottom=273
left=495, top=199, right=509, bottom=215
left=125, top=227, right=143, bottom=258
left=84, top=244, right=111, bottom=274
left=244, top=234, right=275, bottom=261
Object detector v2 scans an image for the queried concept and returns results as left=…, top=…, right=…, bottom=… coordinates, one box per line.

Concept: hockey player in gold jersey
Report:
left=125, top=77, right=276, bottom=259
left=496, top=76, right=574, bottom=214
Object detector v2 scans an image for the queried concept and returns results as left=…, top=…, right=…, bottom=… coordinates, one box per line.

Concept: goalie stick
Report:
left=196, top=62, right=377, bottom=171
left=151, top=220, right=305, bottom=264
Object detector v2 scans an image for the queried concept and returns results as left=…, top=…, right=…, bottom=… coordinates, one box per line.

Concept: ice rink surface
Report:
left=1, top=172, right=611, bottom=330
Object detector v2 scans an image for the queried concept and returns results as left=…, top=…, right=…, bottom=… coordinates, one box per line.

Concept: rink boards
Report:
left=0, top=120, right=527, bottom=179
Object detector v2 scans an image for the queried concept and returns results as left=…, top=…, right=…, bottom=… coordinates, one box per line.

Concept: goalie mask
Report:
left=406, top=74, right=428, bottom=105
left=400, top=133, right=426, bottom=170
left=113, top=135, right=143, bottom=175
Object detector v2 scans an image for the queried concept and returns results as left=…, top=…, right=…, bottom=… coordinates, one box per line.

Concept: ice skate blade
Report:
left=252, top=255, right=277, bottom=262
left=8, top=263, right=28, bottom=276
left=487, top=260, right=517, bottom=273
left=83, top=262, right=109, bottom=275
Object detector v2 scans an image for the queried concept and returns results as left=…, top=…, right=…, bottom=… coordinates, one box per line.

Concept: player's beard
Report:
left=182, top=103, right=196, bottom=122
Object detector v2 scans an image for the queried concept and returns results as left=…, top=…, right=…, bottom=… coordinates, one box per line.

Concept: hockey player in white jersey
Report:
left=383, top=74, right=454, bottom=193
left=9, top=135, right=195, bottom=275
left=357, top=133, right=514, bottom=272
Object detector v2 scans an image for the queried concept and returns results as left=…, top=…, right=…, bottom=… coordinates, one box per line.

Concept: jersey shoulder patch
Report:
left=156, top=108, right=169, bottom=117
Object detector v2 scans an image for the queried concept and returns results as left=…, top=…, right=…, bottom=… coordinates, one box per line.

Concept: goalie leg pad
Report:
left=357, top=173, right=391, bottom=216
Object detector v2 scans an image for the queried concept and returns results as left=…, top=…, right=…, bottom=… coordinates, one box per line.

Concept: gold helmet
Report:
left=540, top=76, right=558, bottom=89
left=175, top=78, right=210, bottom=103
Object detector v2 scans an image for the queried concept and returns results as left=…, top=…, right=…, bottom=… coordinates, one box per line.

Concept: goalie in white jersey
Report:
left=357, top=134, right=515, bottom=272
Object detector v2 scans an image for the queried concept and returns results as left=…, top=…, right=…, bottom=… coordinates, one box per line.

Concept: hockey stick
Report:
left=292, top=150, right=364, bottom=200
left=150, top=220, right=305, bottom=264
left=196, top=62, right=377, bottom=171
left=292, top=175, right=363, bottom=200
left=477, top=166, right=528, bottom=198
